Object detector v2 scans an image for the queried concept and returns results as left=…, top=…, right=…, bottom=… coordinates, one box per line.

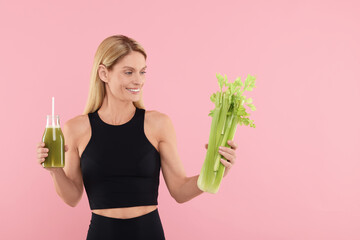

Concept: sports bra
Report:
left=80, top=107, right=161, bottom=210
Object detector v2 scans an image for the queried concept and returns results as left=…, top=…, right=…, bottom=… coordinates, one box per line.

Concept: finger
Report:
left=39, top=152, right=48, bottom=157
left=37, top=148, right=49, bottom=154
left=219, top=146, right=236, bottom=157
left=38, top=153, right=48, bottom=159
left=220, top=158, right=232, bottom=168
left=65, top=145, right=69, bottom=152
left=37, top=142, right=45, bottom=148
left=37, top=154, right=46, bottom=163
left=205, top=143, right=208, bottom=149
left=38, top=158, right=46, bottom=164
left=227, top=140, right=238, bottom=150
left=218, top=148, right=236, bottom=164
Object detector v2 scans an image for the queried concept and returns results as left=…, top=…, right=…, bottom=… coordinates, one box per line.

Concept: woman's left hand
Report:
left=205, top=140, right=238, bottom=177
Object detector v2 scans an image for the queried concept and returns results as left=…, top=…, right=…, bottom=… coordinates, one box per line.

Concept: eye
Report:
left=125, top=72, right=132, bottom=75
left=141, top=71, right=146, bottom=74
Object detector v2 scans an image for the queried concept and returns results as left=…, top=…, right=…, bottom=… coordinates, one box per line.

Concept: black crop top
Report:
left=80, top=107, right=161, bottom=210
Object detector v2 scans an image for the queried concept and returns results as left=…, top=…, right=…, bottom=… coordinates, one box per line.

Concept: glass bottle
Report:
left=42, top=115, right=65, bottom=168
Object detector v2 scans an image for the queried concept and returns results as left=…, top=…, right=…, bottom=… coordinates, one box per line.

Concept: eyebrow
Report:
left=122, top=66, right=147, bottom=70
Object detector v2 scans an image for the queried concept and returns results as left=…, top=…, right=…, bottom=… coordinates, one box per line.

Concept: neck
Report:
left=98, top=94, right=136, bottom=125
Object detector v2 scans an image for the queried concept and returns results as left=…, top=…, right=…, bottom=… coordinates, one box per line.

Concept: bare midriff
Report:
left=92, top=205, right=158, bottom=219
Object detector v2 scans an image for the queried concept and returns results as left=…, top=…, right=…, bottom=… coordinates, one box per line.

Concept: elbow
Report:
left=170, top=177, right=193, bottom=204
left=63, top=193, right=82, bottom=208
left=64, top=198, right=79, bottom=208
left=175, top=198, right=187, bottom=204
left=67, top=202, right=77, bottom=208
left=172, top=193, right=188, bottom=204
left=66, top=188, right=83, bottom=207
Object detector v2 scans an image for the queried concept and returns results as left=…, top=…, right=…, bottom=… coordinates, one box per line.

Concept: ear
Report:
left=98, top=64, right=109, bottom=83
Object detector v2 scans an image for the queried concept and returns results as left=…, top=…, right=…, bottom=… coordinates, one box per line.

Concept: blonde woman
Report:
left=36, top=35, right=238, bottom=239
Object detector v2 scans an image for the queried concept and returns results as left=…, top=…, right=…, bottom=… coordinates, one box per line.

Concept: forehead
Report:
left=118, top=51, right=146, bottom=69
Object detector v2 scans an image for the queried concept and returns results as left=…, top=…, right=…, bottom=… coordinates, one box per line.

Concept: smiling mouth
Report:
left=126, top=88, right=140, bottom=93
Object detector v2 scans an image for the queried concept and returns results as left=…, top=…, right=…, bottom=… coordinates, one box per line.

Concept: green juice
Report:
left=42, top=126, right=65, bottom=168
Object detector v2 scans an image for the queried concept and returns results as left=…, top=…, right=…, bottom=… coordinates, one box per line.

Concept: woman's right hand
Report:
left=36, top=142, right=68, bottom=171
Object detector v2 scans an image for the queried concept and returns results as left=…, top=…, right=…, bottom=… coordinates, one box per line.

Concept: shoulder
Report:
left=144, top=109, right=175, bottom=142
left=144, top=109, right=169, bottom=122
left=63, top=114, right=90, bottom=142
left=144, top=109, right=172, bottom=128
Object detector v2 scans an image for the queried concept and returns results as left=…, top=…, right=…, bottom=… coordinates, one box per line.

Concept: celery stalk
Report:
left=214, top=114, right=234, bottom=171
left=197, top=73, right=257, bottom=194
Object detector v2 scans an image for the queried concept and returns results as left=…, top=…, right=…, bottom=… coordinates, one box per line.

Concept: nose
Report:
left=133, top=72, right=145, bottom=85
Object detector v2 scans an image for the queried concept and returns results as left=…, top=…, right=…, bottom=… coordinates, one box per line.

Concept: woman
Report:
left=36, top=35, right=238, bottom=239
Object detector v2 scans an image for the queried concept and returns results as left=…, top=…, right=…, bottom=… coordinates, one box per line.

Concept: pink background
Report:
left=1, top=0, right=359, bottom=239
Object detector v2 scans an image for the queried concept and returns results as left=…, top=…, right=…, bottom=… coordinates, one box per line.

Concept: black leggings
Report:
left=86, top=208, right=165, bottom=240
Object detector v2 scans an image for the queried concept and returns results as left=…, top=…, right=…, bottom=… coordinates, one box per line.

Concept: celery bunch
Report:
left=197, top=73, right=257, bottom=194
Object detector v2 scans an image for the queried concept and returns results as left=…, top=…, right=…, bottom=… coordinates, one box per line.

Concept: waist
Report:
left=91, top=205, right=158, bottom=219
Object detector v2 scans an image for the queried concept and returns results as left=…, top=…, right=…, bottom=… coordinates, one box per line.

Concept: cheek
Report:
left=107, top=81, right=124, bottom=94
left=110, top=80, right=124, bottom=88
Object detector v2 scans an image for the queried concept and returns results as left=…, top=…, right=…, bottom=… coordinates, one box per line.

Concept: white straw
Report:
left=52, top=97, right=55, bottom=126
left=52, top=97, right=56, bottom=141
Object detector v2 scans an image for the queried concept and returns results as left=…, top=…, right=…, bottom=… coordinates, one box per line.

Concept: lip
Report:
left=126, top=88, right=140, bottom=94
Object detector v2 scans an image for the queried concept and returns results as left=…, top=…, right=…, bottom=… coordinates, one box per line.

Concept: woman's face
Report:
left=101, top=51, right=147, bottom=102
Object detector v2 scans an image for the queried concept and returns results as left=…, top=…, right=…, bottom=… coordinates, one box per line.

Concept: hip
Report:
left=87, top=208, right=165, bottom=240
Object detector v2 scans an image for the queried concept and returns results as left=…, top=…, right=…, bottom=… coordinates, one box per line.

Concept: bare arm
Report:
left=37, top=118, right=84, bottom=207
left=156, top=113, right=203, bottom=203
left=156, top=113, right=238, bottom=203
left=48, top=167, right=83, bottom=207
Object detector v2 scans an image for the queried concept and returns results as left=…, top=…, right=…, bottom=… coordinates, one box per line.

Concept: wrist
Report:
left=195, top=175, right=204, bottom=193
left=49, top=167, right=64, bottom=176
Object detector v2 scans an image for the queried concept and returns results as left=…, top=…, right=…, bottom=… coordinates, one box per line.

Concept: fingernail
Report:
left=219, top=146, right=223, bottom=150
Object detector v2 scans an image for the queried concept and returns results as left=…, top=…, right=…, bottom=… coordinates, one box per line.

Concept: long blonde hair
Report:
left=83, top=35, right=147, bottom=115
